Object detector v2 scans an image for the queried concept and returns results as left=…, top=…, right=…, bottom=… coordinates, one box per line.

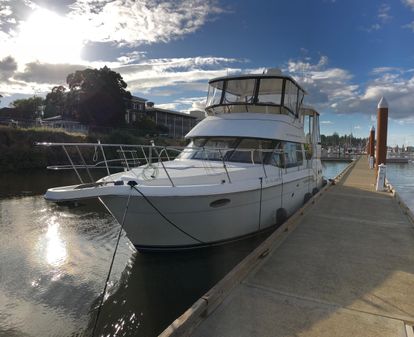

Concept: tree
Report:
left=11, top=96, right=45, bottom=119
left=66, top=66, right=131, bottom=126
left=44, top=86, right=66, bottom=118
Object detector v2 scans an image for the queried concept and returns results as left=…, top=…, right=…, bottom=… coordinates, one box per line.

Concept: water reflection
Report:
left=44, top=218, right=67, bottom=267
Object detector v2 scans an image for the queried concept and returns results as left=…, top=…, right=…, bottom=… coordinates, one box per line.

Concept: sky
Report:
left=0, top=0, right=414, bottom=146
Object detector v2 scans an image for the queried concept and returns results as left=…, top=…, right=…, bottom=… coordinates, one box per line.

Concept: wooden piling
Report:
left=375, top=97, right=388, bottom=170
left=369, top=126, right=375, bottom=158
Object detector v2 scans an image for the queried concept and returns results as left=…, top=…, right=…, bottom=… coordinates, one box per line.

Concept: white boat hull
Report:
left=99, top=175, right=320, bottom=250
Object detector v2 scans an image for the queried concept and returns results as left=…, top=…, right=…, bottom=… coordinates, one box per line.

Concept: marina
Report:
left=2, top=1, right=414, bottom=336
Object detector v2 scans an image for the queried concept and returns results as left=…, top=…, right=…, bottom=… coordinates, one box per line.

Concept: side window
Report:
left=281, top=142, right=303, bottom=168
left=296, top=143, right=303, bottom=166
left=284, top=142, right=297, bottom=168
left=270, top=142, right=284, bottom=168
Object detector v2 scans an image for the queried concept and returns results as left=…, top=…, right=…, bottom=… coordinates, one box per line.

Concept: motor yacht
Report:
left=41, top=68, right=324, bottom=251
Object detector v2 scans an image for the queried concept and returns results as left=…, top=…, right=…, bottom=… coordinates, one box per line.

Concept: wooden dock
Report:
left=161, top=156, right=414, bottom=337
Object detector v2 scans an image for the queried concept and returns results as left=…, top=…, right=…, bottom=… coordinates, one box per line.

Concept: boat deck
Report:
left=161, top=156, right=414, bottom=337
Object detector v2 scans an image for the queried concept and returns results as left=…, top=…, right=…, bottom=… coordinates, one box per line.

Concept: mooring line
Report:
left=130, top=183, right=205, bottom=244
left=258, top=177, right=263, bottom=230
left=91, top=186, right=133, bottom=337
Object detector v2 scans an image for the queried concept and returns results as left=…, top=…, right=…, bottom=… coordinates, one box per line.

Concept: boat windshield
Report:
left=206, top=76, right=304, bottom=117
left=177, top=137, right=279, bottom=164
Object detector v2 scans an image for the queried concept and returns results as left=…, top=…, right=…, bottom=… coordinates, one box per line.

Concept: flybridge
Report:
left=205, top=68, right=306, bottom=118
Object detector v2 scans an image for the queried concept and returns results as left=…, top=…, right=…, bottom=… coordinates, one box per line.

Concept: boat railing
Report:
left=36, top=141, right=180, bottom=185
left=36, top=141, right=286, bottom=186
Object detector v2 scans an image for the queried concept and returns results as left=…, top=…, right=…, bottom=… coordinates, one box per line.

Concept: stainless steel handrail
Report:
left=36, top=142, right=292, bottom=187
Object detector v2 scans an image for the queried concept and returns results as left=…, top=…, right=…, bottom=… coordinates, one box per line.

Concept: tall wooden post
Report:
left=369, top=126, right=375, bottom=157
left=375, top=97, right=388, bottom=170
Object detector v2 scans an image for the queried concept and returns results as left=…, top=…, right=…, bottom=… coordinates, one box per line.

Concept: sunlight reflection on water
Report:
left=45, top=220, right=67, bottom=267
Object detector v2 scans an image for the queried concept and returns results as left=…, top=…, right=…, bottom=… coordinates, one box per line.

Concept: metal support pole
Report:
left=218, top=149, right=231, bottom=183
left=75, top=145, right=93, bottom=182
left=62, top=145, right=84, bottom=183
left=98, top=140, right=111, bottom=176
left=119, top=145, right=130, bottom=171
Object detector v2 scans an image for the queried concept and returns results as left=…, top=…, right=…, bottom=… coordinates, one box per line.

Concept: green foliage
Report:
left=321, top=132, right=366, bottom=147
left=10, top=96, right=45, bottom=119
left=0, top=126, right=184, bottom=172
left=66, top=66, right=131, bottom=126
left=0, top=126, right=85, bottom=172
left=44, top=86, right=66, bottom=118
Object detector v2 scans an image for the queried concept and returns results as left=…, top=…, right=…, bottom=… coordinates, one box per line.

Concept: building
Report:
left=124, top=97, right=206, bottom=138
left=41, top=115, right=88, bottom=134
left=124, top=95, right=147, bottom=123
left=145, top=104, right=199, bottom=138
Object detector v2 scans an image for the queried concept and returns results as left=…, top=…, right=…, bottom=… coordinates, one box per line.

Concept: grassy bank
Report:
left=0, top=126, right=185, bottom=173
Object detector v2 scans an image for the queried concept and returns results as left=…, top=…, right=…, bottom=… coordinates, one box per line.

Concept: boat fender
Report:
left=312, top=187, right=319, bottom=195
left=276, top=208, right=287, bottom=226
left=303, top=192, right=312, bottom=205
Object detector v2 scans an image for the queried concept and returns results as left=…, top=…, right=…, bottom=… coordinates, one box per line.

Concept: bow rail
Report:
left=36, top=141, right=285, bottom=187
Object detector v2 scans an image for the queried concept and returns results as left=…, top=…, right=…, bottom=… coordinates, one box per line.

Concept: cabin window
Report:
left=190, top=137, right=239, bottom=161
left=178, top=137, right=278, bottom=163
left=226, top=138, right=276, bottom=163
left=296, top=143, right=303, bottom=165
left=270, top=142, right=284, bottom=168
left=223, top=79, right=256, bottom=104
left=269, top=142, right=303, bottom=168
left=284, top=80, right=298, bottom=116
left=257, top=78, right=283, bottom=105
left=206, top=83, right=224, bottom=107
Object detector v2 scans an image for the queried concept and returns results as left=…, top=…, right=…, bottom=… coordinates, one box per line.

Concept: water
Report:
left=321, top=161, right=350, bottom=180
left=0, top=170, right=270, bottom=337
left=0, top=162, right=387, bottom=337
left=386, top=162, right=414, bottom=211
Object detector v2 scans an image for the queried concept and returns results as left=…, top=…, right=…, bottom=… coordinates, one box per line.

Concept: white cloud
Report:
left=154, top=102, right=181, bottom=111
left=286, top=55, right=360, bottom=112
left=286, top=55, right=414, bottom=121
left=67, top=0, right=224, bottom=46
left=378, top=4, right=392, bottom=23
left=0, top=0, right=226, bottom=70
left=154, top=96, right=206, bottom=113
left=114, top=57, right=244, bottom=92
left=366, top=23, right=381, bottom=32
left=1, top=0, right=224, bottom=48
left=320, top=120, right=333, bottom=124
left=371, top=67, right=401, bottom=74
left=402, top=0, right=414, bottom=10
left=402, top=21, right=414, bottom=31
left=361, top=4, right=392, bottom=32
left=0, top=55, right=246, bottom=109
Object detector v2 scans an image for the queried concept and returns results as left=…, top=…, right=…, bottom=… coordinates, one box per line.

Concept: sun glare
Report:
left=17, top=8, right=83, bottom=64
